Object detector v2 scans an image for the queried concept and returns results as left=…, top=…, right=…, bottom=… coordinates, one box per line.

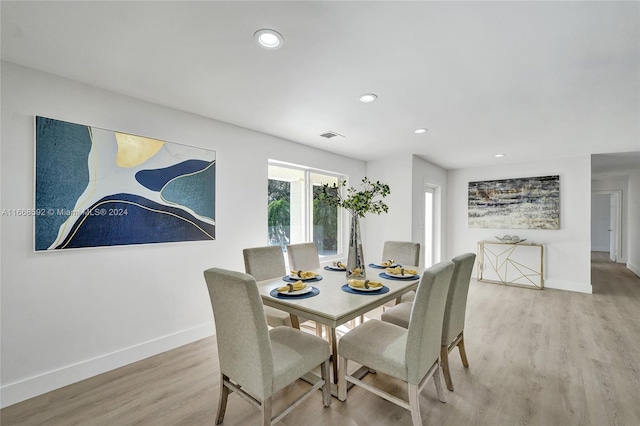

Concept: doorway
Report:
left=591, top=190, right=622, bottom=262
left=424, top=184, right=440, bottom=268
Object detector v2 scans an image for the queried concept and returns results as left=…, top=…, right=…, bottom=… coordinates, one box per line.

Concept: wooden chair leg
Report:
left=321, top=359, right=331, bottom=407
left=433, top=363, right=446, bottom=403
left=315, top=322, right=323, bottom=337
left=458, top=332, right=469, bottom=368
left=440, top=345, right=454, bottom=391
left=216, top=374, right=229, bottom=425
left=337, top=355, right=348, bottom=401
left=408, top=382, right=422, bottom=426
left=261, top=397, right=272, bottom=426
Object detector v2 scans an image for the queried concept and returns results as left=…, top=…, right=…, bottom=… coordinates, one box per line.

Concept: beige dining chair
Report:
left=381, top=240, right=421, bottom=267
left=243, top=245, right=298, bottom=328
left=203, top=268, right=331, bottom=425
left=286, top=242, right=324, bottom=336
left=381, top=240, right=421, bottom=305
left=286, top=242, right=321, bottom=271
left=337, top=261, right=454, bottom=426
left=381, top=252, right=476, bottom=391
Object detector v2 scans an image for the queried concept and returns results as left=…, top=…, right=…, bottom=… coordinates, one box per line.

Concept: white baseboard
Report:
left=591, top=247, right=609, bottom=253
left=0, top=322, right=214, bottom=409
left=628, top=262, right=640, bottom=278
left=545, top=279, right=592, bottom=294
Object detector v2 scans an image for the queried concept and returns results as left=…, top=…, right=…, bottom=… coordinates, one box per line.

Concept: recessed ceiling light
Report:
left=495, top=154, right=505, bottom=158
left=414, top=128, right=428, bottom=134
left=254, top=29, right=284, bottom=50
left=359, top=93, right=378, bottom=103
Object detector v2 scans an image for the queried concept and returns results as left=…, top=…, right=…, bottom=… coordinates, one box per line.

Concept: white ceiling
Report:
left=2, top=1, right=639, bottom=172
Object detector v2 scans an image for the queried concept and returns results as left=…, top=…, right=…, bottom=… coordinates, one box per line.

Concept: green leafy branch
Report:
left=317, top=177, right=390, bottom=218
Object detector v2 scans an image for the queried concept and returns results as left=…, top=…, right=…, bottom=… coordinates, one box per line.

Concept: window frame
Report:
left=268, top=160, right=344, bottom=261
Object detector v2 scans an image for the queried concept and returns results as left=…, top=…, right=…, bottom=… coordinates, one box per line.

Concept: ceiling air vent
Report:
left=319, top=131, right=344, bottom=139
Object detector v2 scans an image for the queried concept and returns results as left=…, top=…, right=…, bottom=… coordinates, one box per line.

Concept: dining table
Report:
left=257, top=263, right=422, bottom=392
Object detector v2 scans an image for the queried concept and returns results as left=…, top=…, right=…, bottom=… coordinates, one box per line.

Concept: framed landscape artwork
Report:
left=35, top=116, right=216, bottom=251
left=468, top=175, right=559, bottom=230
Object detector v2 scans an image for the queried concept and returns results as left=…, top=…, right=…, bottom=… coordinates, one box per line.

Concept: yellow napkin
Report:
left=333, top=261, right=346, bottom=269
left=347, top=279, right=383, bottom=289
left=385, top=266, right=418, bottom=276
left=349, top=267, right=365, bottom=277
left=278, top=280, right=307, bottom=293
left=290, top=270, right=318, bottom=279
left=380, top=259, right=395, bottom=267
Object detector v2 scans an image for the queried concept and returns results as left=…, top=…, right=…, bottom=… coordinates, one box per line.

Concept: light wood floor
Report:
left=3, top=252, right=639, bottom=425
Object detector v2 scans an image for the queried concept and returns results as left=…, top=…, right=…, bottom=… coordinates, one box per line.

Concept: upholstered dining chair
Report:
left=337, top=261, right=454, bottom=426
left=286, top=242, right=324, bottom=336
left=381, top=241, right=421, bottom=305
left=381, top=252, right=476, bottom=391
left=286, top=242, right=321, bottom=271
left=243, top=245, right=298, bottom=328
left=381, top=240, right=421, bottom=267
left=203, top=268, right=331, bottom=425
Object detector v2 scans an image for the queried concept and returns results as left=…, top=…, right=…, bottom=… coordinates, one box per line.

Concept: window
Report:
left=268, top=162, right=342, bottom=257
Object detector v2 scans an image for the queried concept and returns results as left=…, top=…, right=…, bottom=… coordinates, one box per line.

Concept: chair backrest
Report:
left=405, top=261, right=454, bottom=385
left=382, top=241, right=421, bottom=266
left=203, top=268, right=274, bottom=400
left=442, top=252, right=476, bottom=345
left=286, top=242, right=321, bottom=271
left=243, top=245, right=286, bottom=281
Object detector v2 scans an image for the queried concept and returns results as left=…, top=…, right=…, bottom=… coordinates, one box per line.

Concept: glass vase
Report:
left=346, top=213, right=366, bottom=279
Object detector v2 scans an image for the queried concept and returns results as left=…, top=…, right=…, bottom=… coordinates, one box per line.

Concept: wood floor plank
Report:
left=2, top=252, right=639, bottom=425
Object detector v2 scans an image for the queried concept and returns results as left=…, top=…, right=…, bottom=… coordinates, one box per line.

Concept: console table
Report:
left=477, top=241, right=544, bottom=290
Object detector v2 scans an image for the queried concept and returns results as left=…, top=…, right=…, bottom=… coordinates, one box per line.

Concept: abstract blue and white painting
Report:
left=35, top=116, right=215, bottom=251
left=468, top=175, right=559, bottom=230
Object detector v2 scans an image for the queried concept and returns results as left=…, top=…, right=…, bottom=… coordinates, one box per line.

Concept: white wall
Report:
left=447, top=156, right=592, bottom=294
left=626, top=169, right=640, bottom=276
left=591, top=194, right=611, bottom=252
left=364, top=155, right=414, bottom=264
left=363, top=155, right=448, bottom=269
left=412, top=155, right=448, bottom=267
left=0, top=62, right=365, bottom=407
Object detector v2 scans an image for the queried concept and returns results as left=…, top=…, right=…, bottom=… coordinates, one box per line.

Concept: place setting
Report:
left=270, top=280, right=320, bottom=299
left=282, top=270, right=323, bottom=283
left=324, top=261, right=347, bottom=272
left=341, top=278, right=389, bottom=295
left=369, top=259, right=399, bottom=269
left=379, top=266, right=420, bottom=280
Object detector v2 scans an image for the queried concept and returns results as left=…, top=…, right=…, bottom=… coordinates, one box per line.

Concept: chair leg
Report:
left=320, top=359, right=331, bottom=407
left=408, top=382, right=422, bottom=426
left=337, top=355, right=348, bottom=401
left=261, top=397, right=272, bottom=426
left=216, top=374, right=230, bottom=425
left=315, top=322, right=323, bottom=337
left=458, top=332, right=469, bottom=368
left=440, top=345, right=454, bottom=391
left=433, top=363, right=446, bottom=403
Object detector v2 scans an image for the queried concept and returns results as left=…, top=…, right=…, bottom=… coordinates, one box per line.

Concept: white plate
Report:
left=374, top=262, right=398, bottom=268
left=385, top=272, right=418, bottom=279
left=288, top=273, right=317, bottom=280
left=348, top=283, right=383, bottom=292
left=326, top=265, right=346, bottom=271
left=279, top=286, right=313, bottom=296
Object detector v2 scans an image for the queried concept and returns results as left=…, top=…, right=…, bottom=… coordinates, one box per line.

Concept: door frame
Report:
left=592, top=190, right=622, bottom=262
left=423, top=183, right=441, bottom=268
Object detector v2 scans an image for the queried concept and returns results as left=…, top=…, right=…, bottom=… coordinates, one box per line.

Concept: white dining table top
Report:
left=257, top=264, right=421, bottom=329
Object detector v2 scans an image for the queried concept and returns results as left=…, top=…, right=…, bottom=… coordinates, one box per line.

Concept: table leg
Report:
left=290, top=314, right=300, bottom=329
left=330, top=327, right=338, bottom=384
